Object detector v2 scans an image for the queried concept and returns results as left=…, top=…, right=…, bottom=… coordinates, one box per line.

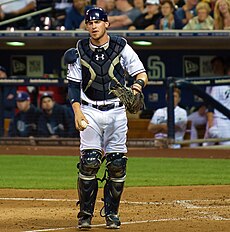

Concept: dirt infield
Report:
left=0, top=186, right=229, bottom=232
left=0, top=145, right=229, bottom=231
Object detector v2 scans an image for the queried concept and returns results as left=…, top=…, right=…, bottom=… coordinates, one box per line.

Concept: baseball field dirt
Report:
left=0, top=146, right=229, bottom=232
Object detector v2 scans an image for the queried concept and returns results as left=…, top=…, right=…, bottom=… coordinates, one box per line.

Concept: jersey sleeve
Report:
left=66, top=58, right=82, bottom=83
left=120, top=43, right=146, bottom=77
left=151, top=109, right=166, bottom=124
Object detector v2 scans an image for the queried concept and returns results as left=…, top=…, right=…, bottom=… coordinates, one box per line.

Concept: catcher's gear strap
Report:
left=68, top=80, right=81, bottom=104
left=77, top=177, right=98, bottom=216
left=78, top=149, right=102, bottom=180
left=106, top=153, right=127, bottom=182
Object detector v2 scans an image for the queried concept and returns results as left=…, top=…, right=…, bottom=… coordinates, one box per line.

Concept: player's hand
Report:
left=75, top=112, right=89, bottom=131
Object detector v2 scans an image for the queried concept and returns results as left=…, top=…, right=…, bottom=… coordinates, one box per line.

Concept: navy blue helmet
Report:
left=85, top=7, right=108, bottom=23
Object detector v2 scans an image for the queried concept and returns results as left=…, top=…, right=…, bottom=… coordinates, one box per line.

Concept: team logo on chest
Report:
left=95, top=54, right=105, bottom=61
left=94, top=48, right=105, bottom=61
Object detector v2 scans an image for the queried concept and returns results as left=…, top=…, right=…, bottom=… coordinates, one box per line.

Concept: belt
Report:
left=81, top=100, right=123, bottom=111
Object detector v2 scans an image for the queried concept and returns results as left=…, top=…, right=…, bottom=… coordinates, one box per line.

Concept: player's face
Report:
left=86, top=20, right=109, bottom=45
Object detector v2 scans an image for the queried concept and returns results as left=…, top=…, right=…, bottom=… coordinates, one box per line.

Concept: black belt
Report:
left=81, top=100, right=123, bottom=111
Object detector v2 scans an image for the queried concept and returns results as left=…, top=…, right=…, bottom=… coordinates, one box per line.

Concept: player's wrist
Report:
left=134, top=79, right=145, bottom=88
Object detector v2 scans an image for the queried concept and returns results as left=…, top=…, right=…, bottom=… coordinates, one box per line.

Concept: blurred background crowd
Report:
left=0, top=0, right=230, bottom=147
left=0, top=0, right=230, bottom=31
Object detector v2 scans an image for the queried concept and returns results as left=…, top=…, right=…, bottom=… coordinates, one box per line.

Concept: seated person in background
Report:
left=175, top=0, right=198, bottom=28
left=0, top=0, right=36, bottom=30
left=155, top=0, right=183, bottom=29
left=64, top=0, right=88, bottom=30
left=214, top=0, right=230, bottom=29
left=148, top=88, right=187, bottom=148
left=106, top=0, right=116, bottom=13
left=129, top=0, right=161, bottom=30
left=37, top=92, right=76, bottom=138
left=133, top=0, right=147, bottom=13
left=203, top=85, right=230, bottom=146
left=187, top=104, right=207, bottom=147
left=8, top=91, right=41, bottom=137
left=183, top=1, right=214, bottom=30
left=108, top=0, right=141, bottom=30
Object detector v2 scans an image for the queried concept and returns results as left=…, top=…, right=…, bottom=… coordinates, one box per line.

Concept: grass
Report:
left=0, top=155, right=229, bottom=189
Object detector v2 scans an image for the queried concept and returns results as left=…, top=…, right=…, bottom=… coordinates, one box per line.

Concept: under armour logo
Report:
left=95, top=54, right=105, bottom=61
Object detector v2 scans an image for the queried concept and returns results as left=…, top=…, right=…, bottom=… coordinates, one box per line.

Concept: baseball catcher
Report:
left=65, top=7, right=148, bottom=230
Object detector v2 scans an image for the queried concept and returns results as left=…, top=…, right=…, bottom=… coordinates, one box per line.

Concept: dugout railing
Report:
left=166, top=76, right=230, bottom=146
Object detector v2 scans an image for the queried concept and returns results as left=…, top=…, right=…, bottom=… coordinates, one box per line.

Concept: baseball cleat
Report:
left=78, top=215, right=92, bottom=229
left=105, top=214, right=121, bottom=229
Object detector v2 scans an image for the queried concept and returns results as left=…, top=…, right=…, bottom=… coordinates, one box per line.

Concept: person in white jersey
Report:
left=204, top=85, right=230, bottom=145
left=65, top=7, right=148, bottom=229
left=148, top=88, right=187, bottom=148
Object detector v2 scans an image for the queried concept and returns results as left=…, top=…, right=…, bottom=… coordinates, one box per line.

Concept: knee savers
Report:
left=106, top=153, right=127, bottom=181
left=78, top=149, right=102, bottom=179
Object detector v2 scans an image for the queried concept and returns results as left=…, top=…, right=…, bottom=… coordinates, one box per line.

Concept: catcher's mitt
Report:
left=110, top=83, right=144, bottom=114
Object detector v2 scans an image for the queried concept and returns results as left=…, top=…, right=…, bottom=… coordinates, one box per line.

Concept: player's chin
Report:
left=91, top=33, right=99, bottom=40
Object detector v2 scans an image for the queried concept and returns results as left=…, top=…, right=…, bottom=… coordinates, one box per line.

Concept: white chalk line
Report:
left=23, top=218, right=188, bottom=232
left=1, top=197, right=230, bottom=210
left=1, top=197, right=229, bottom=204
left=175, top=200, right=230, bottom=209
left=22, top=215, right=230, bottom=232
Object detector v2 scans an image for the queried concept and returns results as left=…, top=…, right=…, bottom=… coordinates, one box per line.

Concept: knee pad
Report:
left=78, top=149, right=102, bottom=179
left=106, top=153, right=127, bottom=181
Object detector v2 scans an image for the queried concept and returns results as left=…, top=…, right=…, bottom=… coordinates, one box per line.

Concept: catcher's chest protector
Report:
left=78, top=36, right=126, bottom=101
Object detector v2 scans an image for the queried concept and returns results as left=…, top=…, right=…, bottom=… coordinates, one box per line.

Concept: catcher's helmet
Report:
left=85, top=7, right=108, bottom=23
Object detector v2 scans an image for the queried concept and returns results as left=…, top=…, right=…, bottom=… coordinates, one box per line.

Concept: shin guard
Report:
left=77, top=177, right=98, bottom=218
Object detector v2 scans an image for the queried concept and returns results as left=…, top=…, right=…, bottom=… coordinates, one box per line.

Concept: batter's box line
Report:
left=175, top=199, right=230, bottom=209
left=22, top=215, right=230, bottom=232
left=23, top=217, right=188, bottom=232
left=196, top=211, right=230, bottom=221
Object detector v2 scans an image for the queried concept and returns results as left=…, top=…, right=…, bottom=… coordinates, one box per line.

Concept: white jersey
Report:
left=204, top=85, right=230, bottom=145
left=210, top=85, right=230, bottom=119
left=67, top=37, right=145, bottom=105
left=150, top=106, right=188, bottom=142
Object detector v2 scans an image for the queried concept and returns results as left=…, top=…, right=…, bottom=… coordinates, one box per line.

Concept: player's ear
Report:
left=85, top=24, right=89, bottom=31
left=105, top=21, right=110, bottom=29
